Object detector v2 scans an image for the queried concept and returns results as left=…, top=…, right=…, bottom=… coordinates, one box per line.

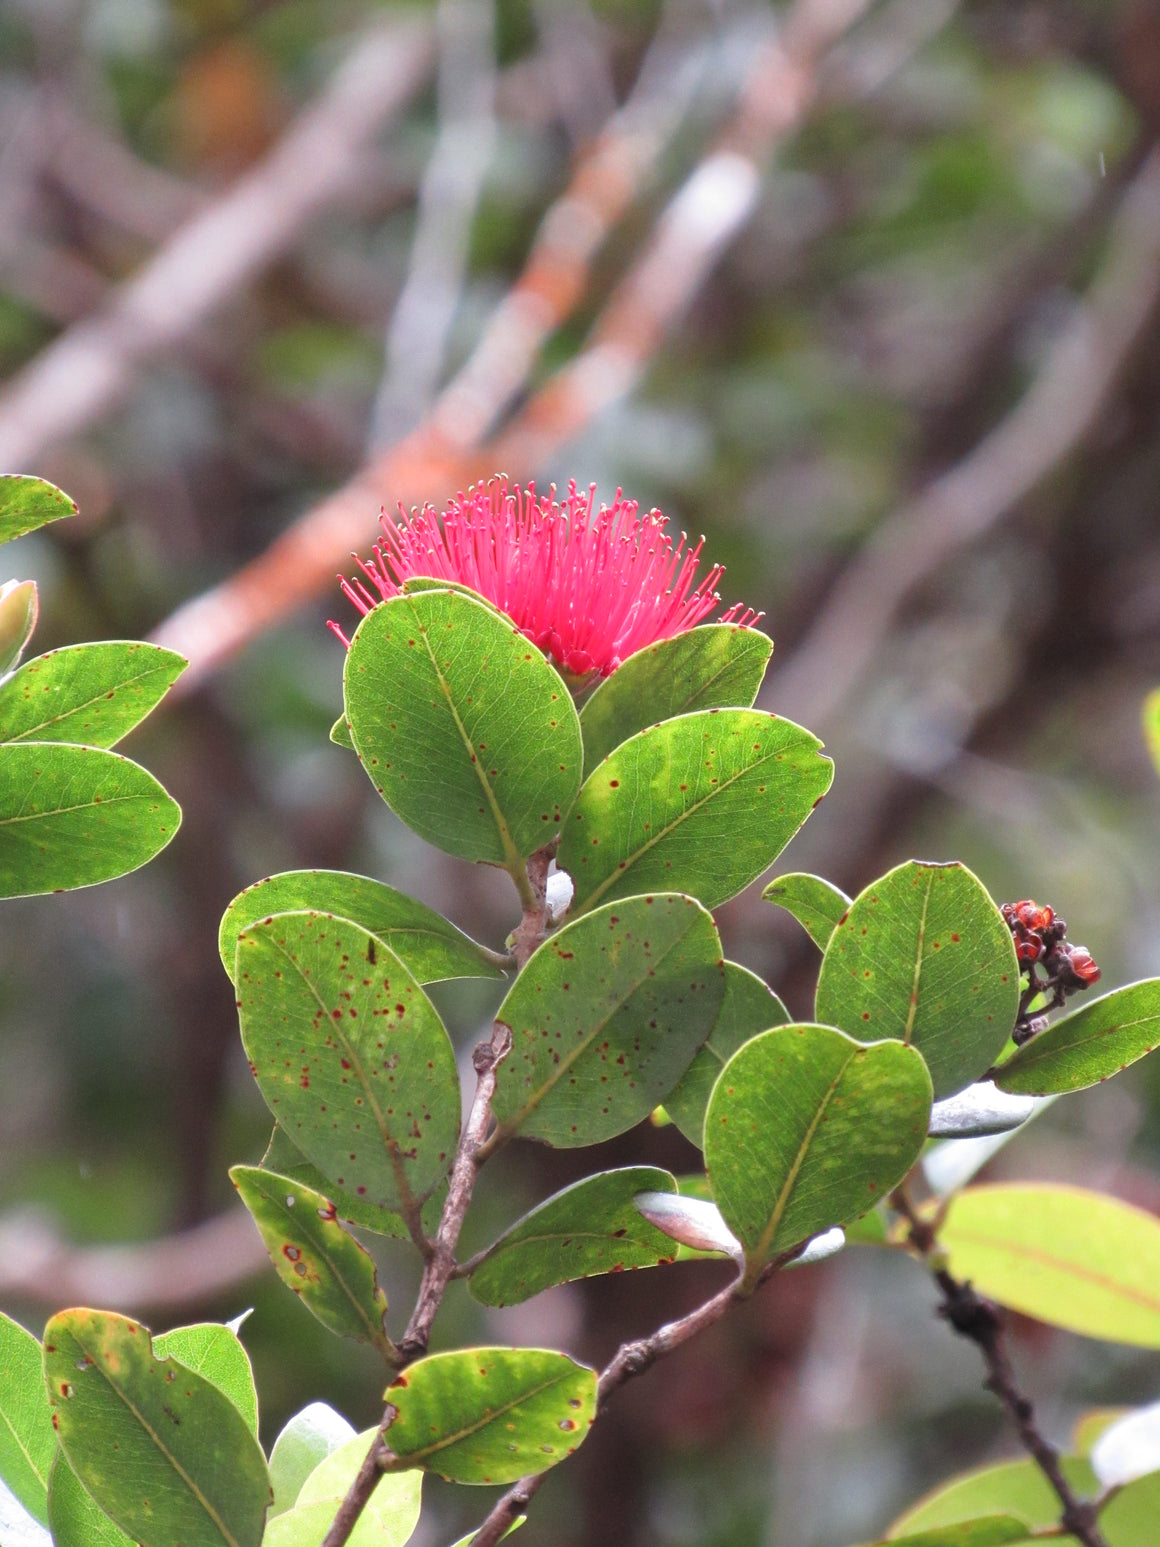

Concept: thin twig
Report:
left=508, top=845, right=553, bottom=970
left=320, top=1020, right=512, bottom=1547
left=892, top=1187, right=1110, bottom=1547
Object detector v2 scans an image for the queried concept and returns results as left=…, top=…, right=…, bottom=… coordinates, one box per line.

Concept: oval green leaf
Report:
left=865, top=1519, right=1034, bottom=1546
left=0, top=1312, right=55, bottom=1524
left=235, top=911, right=460, bottom=1216
left=665, top=961, right=789, bottom=1147
left=762, top=872, right=852, bottom=951
left=0, top=642, right=186, bottom=747
left=0, top=742, right=181, bottom=897
left=48, top=1451, right=133, bottom=1547
left=938, top=1184, right=1160, bottom=1345
left=469, top=1167, right=680, bottom=1306
left=0, top=475, right=76, bottom=546
left=578, top=625, right=773, bottom=773
left=993, top=979, right=1160, bottom=1095
left=231, top=1165, right=394, bottom=1356
left=43, top=1309, right=270, bottom=1547
left=490, top=893, right=725, bottom=1147
left=705, top=1024, right=932, bottom=1273
left=887, top=1455, right=1160, bottom=1547
left=558, top=709, right=832, bottom=915
left=220, top=869, right=504, bottom=986
left=151, top=1322, right=259, bottom=1437
left=264, top=1428, right=421, bottom=1547
left=382, top=1348, right=597, bottom=1484
left=268, top=1403, right=355, bottom=1518
left=815, top=860, right=1020, bottom=1099
left=344, top=589, right=583, bottom=865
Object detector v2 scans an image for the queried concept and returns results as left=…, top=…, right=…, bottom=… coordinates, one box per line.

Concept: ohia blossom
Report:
left=331, top=479, right=758, bottom=678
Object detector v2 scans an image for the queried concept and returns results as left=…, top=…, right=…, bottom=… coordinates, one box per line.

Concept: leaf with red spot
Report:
left=558, top=708, right=832, bottom=915
left=381, top=1348, right=597, bottom=1484
left=43, top=1309, right=269, bottom=1547
left=468, top=1167, right=681, bottom=1306
left=489, top=894, right=725, bottom=1147
left=992, top=978, right=1160, bottom=1095
left=231, top=1164, right=395, bottom=1356
left=344, top=589, right=583, bottom=867
left=259, top=1124, right=446, bottom=1238
left=235, top=910, right=460, bottom=1217
left=705, top=1024, right=931, bottom=1283
left=0, top=641, right=186, bottom=749
left=0, top=474, right=75, bottom=546
left=815, top=860, right=1020, bottom=1100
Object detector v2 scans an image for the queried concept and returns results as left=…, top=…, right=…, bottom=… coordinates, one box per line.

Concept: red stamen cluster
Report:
left=1001, top=898, right=1101, bottom=1044
left=331, top=478, right=759, bottom=679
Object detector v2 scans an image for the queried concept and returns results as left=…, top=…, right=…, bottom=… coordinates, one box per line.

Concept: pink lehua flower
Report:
left=330, top=479, right=759, bottom=678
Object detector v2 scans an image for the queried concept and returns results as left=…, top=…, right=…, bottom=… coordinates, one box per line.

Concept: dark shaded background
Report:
left=3, top=1, right=1160, bottom=1543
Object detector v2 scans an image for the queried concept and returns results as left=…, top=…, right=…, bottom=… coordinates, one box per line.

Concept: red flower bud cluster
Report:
left=1002, top=897, right=1101, bottom=1043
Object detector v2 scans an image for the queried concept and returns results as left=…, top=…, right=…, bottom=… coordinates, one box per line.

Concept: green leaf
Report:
left=329, top=714, right=354, bottom=749
left=762, top=872, right=851, bottom=951
left=382, top=1348, right=597, bottom=1484
left=815, top=860, right=1020, bottom=1100
left=993, top=979, right=1160, bottom=1095
left=0, top=476, right=75, bottom=546
left=883, top=1457, right=1160, bottom=1547
left=705, top=1024, right=932, bottom=1274
left=578, top=625, right=773, bottom=773
left=43, top=1309, right=269, bottom=1547
left=235, top=911, right=460, bottom=1215
left=864, top=1518, right=1034, bottom=1545
left=47, top=1451, right=133, bottom=1547
left=259, top=1125, right=417, bottom=1238
left=230, top=1165, right=394, bottom=1356
left=1143, top=687, right=1160, bottom=780
left=490, top=894, right=725, bottom=1147
left=219, top=869, right=504, bottom=987
left=0, top=1312, right=55, bottom=1524
left=469, top=1167, right=681, bottom=1306
left=0, top=743, right=181, bottom=897
left=558, top=709, right=832, bottom=915
left=0, top=580, right=39, bottom=676
left=344, top=589, right=583, bottom=866
left=0, top=642, right=186, bottom=748
left=268, top=1403, right=355, bottom=1517
left=664, top=962, right=789, bottom=1147
left=937, top=1184, right=1160, bottom=1346
left=264, top=1429, right=421, bottom=1547
left=151, top=1323, right=259, bottom=1437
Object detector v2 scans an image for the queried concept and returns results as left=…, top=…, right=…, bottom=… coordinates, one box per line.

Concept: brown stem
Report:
left=892, top=1188, right=1110, bottom=1547
left=466, top=1270, right=759, bottom=1547
left=508, top=845, right=553, bottom=969
left=320, top=1021, right=512, bottom=1547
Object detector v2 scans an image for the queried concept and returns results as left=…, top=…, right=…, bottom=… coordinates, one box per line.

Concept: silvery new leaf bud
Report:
left=0, top=579, right=38, bottom=675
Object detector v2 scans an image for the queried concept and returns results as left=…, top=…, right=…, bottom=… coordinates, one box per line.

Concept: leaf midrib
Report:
left=256, top=929, right=421, bottom=1222
left=410, top=600, right=523, bottom=873
left=499, top=914, right=702, bottom=1133
left=63, top=1323, right=245, bottom=1547
left=0, top=1387, right=49, bottom=1499
left=904, top=873, right=935, bottom=1044
left=2, top=660, right=171, bottom=744
left=0, top=791, right=153, bottom=826
left=387, top=1371, right=578, bottom=1466
left=575, top=724, right=815, bottom=915
left=946, top=1228, right=1160, bottom=1315
left=751, top=1048, right=857, bottom=1264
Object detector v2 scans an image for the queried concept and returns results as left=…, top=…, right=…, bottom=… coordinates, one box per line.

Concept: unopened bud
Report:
left=0, top=579, right=38, bottom=675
